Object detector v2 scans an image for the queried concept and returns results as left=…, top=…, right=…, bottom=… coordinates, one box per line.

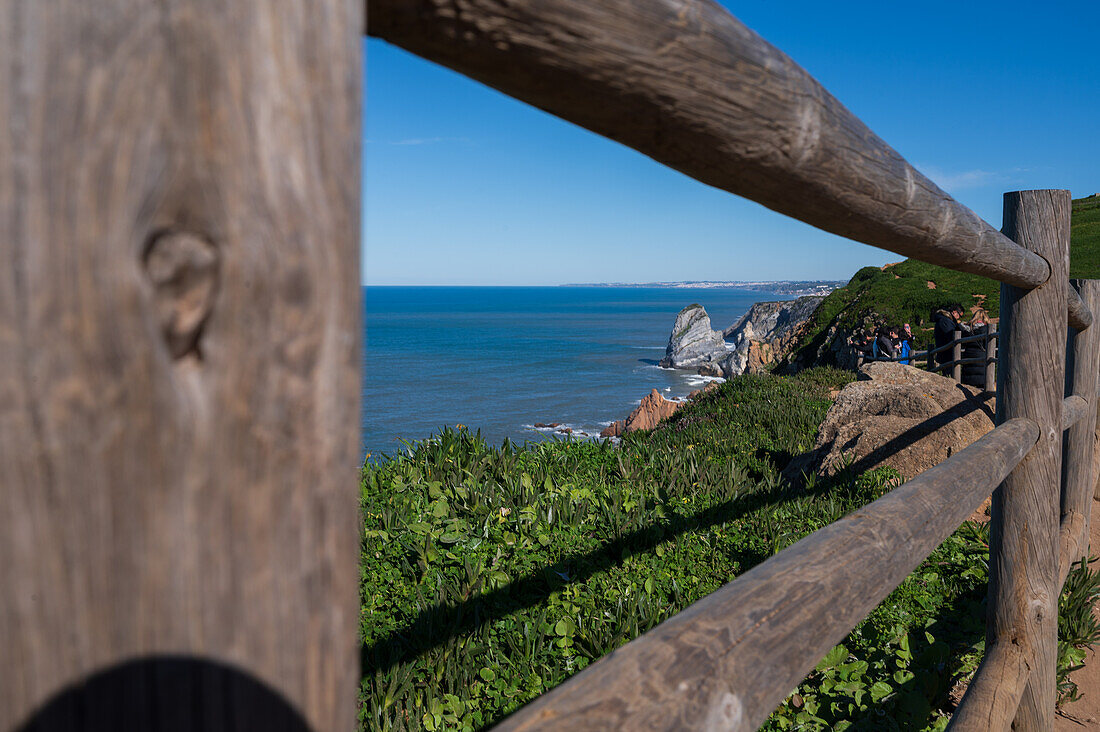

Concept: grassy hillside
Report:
left=782, top=195, right=1100, bottom=368
left=1071, top=194, right=1100, bottom=276
left=360, top=370, right=985, bottom=730
left=360, top=369, right=1100, bottom=730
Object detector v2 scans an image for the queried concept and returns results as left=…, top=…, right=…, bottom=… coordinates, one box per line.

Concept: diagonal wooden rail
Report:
left=367, top=0, right=1091, bottom=330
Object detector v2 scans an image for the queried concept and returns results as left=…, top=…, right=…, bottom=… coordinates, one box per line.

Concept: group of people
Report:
left=851, top=323, right=916, bottom=365
left=932, top=302, right=992, bottom=389
left=849, top=302, right=993, bottom=389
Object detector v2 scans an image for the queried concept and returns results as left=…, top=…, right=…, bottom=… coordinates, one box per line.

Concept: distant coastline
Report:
left=558, top=280, right=843, bottom=297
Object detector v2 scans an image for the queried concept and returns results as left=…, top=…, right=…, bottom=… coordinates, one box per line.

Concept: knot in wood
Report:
left=143, top=231, right=219, bottom=360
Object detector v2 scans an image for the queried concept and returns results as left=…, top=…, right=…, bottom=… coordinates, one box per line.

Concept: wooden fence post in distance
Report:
left=988, top=190, right=1071, bottom=731
left=0, top=2, right=362, bottom=729
left=952, top=329, right=963, bottom=382
left=1062, top=280, right=1100, bottom=567
left=986, top=334, right=997, bottom=393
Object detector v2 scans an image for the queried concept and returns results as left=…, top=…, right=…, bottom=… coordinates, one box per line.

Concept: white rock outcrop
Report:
left=659, top=304, right=728, bottom=370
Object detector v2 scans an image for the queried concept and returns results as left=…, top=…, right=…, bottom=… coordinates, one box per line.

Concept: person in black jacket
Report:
left=848, top=330, right=875, bottom=360
left=960, top=308, right=991, bottom=389
left=932, top=303, right=965, bottom=373
left=875, top=326, right=898, bottom=360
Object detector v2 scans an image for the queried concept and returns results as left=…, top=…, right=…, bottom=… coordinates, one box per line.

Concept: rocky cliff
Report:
left=659, top=304, right=728, bottom=371
left=720, top=295, right=824, bottom=376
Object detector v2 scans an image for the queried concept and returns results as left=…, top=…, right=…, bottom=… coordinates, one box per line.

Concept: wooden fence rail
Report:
left=4, top=0, right=1098, bottom=730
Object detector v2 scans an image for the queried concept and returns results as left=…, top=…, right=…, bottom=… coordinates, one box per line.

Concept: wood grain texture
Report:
left=491, top=419, right=1038, bottom=732
left=1057, top=511, right=1088, bottom=586
left=0, top=2, right=362, bottom=729
left=988, top=190, right=1071, bottom=732
left=1062, top=280, right=1100, bottom=564
left=367, top=0, right=1050, bottom=289
left=948, top=640, right=1028, bottom=732
left=1068, top=287, right=1092, bottom=331
left=1062, top=395, right=1089, bottom=430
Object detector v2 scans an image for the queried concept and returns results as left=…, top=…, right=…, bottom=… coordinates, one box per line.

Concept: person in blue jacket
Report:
left=898, top=323, right=914, bottom=365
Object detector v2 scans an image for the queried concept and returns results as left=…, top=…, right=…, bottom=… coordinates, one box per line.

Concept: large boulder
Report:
left=787, top=362, right=995, bottom=481
left=659, top=304, right=728, bottom=370
left=600, top=389, right=684, bottom=437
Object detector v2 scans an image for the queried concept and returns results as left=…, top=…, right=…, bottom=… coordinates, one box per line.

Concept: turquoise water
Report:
left=362, top=286, right=786, bottom=458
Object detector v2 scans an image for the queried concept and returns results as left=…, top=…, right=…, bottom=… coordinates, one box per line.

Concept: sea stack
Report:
left=659, top=304, right=728, bottom=370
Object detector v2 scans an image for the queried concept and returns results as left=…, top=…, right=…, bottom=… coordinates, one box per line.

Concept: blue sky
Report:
left=364, top=1, right=1099, bottom=286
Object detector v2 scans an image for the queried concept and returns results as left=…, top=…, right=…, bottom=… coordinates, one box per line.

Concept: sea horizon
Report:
left=361, top=285, right=793, bottom=459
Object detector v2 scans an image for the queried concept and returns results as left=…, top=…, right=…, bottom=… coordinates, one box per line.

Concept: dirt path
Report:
left=1056, top=497, right=1100, bottom=730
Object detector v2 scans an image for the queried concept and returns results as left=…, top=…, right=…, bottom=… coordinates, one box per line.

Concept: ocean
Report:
left=362, top=286, right=788, bottom=459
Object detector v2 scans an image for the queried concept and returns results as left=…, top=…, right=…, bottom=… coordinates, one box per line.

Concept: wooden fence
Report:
left=1, top=1, right=1096, bottom=731
left=861, top=329, right=999, bottom=387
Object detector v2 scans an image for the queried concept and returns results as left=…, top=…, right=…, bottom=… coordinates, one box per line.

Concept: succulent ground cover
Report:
left=357, top=366, right=1100, bottom=730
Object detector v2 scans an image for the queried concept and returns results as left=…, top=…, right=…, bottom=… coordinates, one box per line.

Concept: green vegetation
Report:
left=358, top=368, right=1097, bottom=730
left=1071, top=194, right=1100, bottom=277
left=1059, top=556, right=1100, bottom=704
left=782, top=196, right=1100, bottom=370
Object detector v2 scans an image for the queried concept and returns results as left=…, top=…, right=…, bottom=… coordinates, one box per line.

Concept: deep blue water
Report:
left=362, top=286, right=787, bottom=458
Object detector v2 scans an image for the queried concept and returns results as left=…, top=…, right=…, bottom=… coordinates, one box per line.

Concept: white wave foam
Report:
left=524, top=422, right=603, bottom=439
left=685, top=375, right=726, bottom=387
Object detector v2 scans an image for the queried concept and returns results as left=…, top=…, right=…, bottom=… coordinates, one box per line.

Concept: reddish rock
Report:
left=534, top=422, right=560, bottom=429
left=599, top=389, right=683, bottom=438
left=743, top=341, right=775, bottom=374
left=600, top=421, right=624, bottom=438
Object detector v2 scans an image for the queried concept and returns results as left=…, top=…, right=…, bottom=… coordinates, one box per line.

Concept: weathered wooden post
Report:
left=0, top=2, right=362, bottom=729
left=927, top=346, right=936, bottom=374
left=985, top=333, right=997, bottom=393
left=1061, top=280, right=1100, bottom=573
left=952, top=329, right=963, bottom=382
left=988, top=190, right=1070, bottom=731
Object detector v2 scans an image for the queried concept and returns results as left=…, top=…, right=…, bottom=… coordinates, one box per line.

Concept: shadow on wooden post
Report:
left=15, top=657, right=312, bottom=732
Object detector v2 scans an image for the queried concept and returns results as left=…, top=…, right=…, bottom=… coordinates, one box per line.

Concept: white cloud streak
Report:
left=365, top=136, right=473, bottom=146
left=917, top=165, right=1029, bottom=194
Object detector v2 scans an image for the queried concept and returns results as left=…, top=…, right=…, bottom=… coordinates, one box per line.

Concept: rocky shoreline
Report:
left=535, top=294, right=827, bottom=440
